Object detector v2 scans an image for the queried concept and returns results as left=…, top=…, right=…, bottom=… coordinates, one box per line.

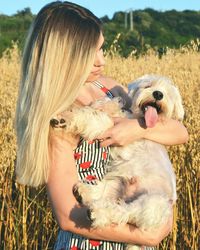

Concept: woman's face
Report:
left=86, top=32, right=105, bottom=82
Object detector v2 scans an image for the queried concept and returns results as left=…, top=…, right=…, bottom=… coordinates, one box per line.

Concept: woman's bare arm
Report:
left=47, top=134, right=172, bottom=246
left=98, top=117, right=188, bottom=147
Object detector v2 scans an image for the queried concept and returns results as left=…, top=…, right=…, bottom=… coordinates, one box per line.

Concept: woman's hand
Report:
left=97, top=117, right=144, bottom=147
left=98, top=117, right=188, bottom=147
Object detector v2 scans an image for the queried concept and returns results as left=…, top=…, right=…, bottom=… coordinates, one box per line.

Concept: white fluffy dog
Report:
left=64, top=75, right=184, bottom=248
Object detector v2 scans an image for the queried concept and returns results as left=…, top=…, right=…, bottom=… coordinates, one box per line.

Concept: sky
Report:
left=0, top=0, right=199, bottom=18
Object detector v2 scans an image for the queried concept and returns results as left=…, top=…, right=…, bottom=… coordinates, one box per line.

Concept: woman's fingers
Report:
left=100, top=138, right=114, bottom=147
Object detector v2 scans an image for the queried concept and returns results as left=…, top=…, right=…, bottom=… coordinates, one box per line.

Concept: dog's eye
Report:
left=144, top=85, right=150, bottom=89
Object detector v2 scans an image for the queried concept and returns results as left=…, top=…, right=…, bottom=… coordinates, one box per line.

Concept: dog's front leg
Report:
left=68, top=107, right=114, bottom=141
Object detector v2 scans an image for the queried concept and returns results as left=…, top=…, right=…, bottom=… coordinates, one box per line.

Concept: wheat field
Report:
left=0, top=42, right=199, bottom=249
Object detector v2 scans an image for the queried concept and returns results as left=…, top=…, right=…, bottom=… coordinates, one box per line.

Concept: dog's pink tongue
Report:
left=144, top=106, right=158, bottom=128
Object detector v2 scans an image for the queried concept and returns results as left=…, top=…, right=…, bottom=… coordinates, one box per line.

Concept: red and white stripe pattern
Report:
left=54, top=139, right=127, bottom=249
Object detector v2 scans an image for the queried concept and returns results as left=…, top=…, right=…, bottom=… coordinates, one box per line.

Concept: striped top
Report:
left=54, top=82, right=154, bottom=250
left=54, top=139, right=128, bottom=249
left=92, top=80, right=114, bottom=99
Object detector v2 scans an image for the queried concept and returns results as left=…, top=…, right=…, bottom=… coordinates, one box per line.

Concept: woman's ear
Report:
left=128, top=74, right=154, bottom=97
left=172, top=86, right=185, bottom=121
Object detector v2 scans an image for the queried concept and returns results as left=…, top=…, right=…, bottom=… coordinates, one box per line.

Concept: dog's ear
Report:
left=128, top=83, right=139, bottom=98
left=172, top=86, right=184, bottom=121
left=128, top=74, right=154, bottom=98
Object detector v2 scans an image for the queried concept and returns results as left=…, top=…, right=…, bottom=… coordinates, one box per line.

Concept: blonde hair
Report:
left=15, top=1, right=102, bottom=187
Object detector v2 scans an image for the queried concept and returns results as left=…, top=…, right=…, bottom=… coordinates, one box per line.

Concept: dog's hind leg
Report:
left=73, top=176, right=128, bottom=205
left=73, top=176, right=129, bottom=227
left=126, top=193, right=172, bottom=230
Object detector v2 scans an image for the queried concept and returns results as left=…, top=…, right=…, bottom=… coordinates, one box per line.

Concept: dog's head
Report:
left=128, top=75, right=184, bottom=127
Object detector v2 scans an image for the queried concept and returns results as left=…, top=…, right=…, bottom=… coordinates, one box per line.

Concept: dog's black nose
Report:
left=153, top=91, right=163, bottom=100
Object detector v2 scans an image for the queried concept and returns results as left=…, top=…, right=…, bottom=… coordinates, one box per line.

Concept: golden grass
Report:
left=0, top=43, right=199, bottom=249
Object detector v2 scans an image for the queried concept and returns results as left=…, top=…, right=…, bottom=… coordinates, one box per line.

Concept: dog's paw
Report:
left=72, top=184, right=83, bottom=205
left=72, top=182, right=95, bottom=206
left=88, top=202, right=116, bottom=228
left=86, top=208, right=94, bottom=222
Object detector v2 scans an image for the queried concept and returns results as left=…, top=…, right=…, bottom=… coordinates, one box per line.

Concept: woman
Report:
left=15, top=1, right=188, bottom=249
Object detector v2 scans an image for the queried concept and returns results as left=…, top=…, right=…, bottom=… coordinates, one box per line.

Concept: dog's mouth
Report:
left=140, top=101, right=162, bottom=128
left=141, top=101, right=162, bottom=114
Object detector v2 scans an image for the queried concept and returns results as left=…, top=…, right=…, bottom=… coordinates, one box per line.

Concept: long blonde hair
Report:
left=15, top=1, right=102, bottom=187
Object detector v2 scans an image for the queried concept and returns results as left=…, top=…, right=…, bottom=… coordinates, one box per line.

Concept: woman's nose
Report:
left=94, top=50, right=105, bottom=67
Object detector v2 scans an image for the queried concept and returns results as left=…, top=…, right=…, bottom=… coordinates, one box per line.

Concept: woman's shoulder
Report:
left=50, top=129, right=80, bottom=151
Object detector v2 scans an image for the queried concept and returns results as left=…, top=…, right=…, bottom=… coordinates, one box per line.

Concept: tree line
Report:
left=0, top=7, right=200, bottom=57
